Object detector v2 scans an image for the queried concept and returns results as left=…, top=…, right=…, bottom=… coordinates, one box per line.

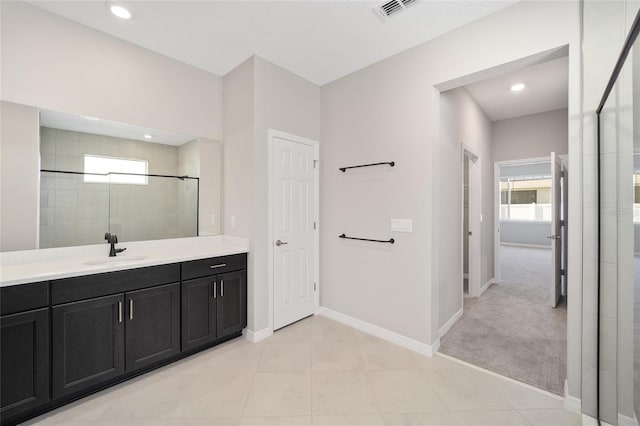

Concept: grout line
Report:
left=238, top=343, right=265, bottom=418
left=435, top=352, right=564, bottom=401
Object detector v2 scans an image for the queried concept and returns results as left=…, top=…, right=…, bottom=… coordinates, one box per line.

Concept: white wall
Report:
left=0, top=1, right=223, bottom=140
left=0, top=101, right=40, bottom=251
left=223, top=56, right=321, bottom=333
left=437, top=88, right=493, bottom=330
left=321, top=0, right=582, bottom=395
left=493, top=109, right=568, bottom=162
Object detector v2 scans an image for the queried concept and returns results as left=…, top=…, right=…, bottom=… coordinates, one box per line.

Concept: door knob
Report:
left=275, top=240, right=288, bottom=247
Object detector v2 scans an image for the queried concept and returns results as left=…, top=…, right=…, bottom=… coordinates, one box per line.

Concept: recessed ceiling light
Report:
left=81, top=115, right=100, bottom=121
left=510, top=83, right=526, bottom=92
left=143, top=134, right=153, bottom=139
left=110, top=4, right=132, bottom=20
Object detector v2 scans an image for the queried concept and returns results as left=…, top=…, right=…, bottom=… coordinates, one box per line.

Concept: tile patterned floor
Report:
left=22, top=315, right=582, bottom=426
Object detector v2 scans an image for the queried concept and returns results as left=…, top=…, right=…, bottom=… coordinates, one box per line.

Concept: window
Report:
left=84, top=155, right=148, bottom=185
left=500, top=177, right=552, bottom=221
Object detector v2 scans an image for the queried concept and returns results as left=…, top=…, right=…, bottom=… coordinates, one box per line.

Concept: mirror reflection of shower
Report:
left=38, top=109, right=221, bottom=248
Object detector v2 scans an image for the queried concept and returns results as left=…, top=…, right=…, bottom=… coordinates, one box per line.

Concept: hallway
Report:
left=440, top=245, right=566, bottom=395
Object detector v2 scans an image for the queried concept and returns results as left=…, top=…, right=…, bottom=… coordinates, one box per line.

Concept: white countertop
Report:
left=0, top=235, right=249, bottom=287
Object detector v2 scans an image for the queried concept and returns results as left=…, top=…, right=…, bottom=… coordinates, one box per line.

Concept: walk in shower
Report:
left=588, top=5, right=640, bottom=425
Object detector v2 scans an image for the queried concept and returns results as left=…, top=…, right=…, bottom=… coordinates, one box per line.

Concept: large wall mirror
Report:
left=38, top=109, right=221, bottom=248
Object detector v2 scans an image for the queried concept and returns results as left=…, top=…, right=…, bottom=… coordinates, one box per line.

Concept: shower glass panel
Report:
left=39, top=170, right=199, bottom=248
left=109, top=174, right=198, bottom=243
left=596, top=11, right=639, bottom=424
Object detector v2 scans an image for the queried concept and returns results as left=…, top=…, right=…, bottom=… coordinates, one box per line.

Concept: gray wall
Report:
left=223, top=56, right=321, bottom=333
left=0, top=101, right=40, bottom=252
left=1, top=1, right=223, bottom=141
left=493, top=109, right=568, bottom=162
left=500, top=221, right=551, bottom=247
left=438, top=87, right=493, bottom=330
left=320, top=1, right=579, bottom=346
left=1, top=1, right=224, bottom=250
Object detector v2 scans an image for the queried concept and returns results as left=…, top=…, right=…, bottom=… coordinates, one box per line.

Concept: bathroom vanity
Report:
left=0, top=236, right=248, bottom=426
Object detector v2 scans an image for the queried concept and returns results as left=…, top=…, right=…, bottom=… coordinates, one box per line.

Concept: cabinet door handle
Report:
left=130, top=299, right=134, bottom=320
left=221, top=280, right=224, bottom=297
left=213, top=281, right=217, bottom=299
left=210, top=263, right=227, bottom=269
left=118, top=301, right=123, bottom=323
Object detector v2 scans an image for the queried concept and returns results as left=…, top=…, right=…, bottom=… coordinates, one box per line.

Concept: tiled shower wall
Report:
left=581, top=1, right=640, bottom=423
left=39, top=127, right=198, bottom=248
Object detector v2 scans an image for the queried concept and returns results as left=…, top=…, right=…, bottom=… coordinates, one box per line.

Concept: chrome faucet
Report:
left=104, top=233, right=127, bottom=257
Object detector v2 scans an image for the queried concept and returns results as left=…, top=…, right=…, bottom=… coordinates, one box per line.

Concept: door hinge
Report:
left=314, top=283, right=317, bottom=291
left=560, top=269, right=566, bottom=276
left=561, top=170, right=565, bottom=178
left=314, top=160, right=318, bottom=169
left=560, top=220, right=565, bottom=227
left=314, top=221, right=317, bottom=230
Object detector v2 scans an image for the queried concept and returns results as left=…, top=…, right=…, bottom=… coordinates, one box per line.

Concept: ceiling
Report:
left=28, top=0, right=518, bottom=86
left=465, top=56, right=568, bottom=122
left=40, top=109, right=194, bottom=146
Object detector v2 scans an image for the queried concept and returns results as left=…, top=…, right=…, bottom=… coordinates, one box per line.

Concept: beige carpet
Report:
left=439, top=245, right=567, bottom=395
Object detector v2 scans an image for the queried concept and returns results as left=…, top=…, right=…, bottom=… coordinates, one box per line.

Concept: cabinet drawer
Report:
left=181, top=253, right=247, bottom=280
left=0, top=282, right=49, bottom=316
left=52, top=264, right=180, bottom=305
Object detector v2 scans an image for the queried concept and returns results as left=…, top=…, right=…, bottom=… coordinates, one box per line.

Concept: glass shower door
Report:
left=596, top=9, right=639, bottom=425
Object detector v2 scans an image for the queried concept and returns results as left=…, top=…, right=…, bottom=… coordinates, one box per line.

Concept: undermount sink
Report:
left=83, top=255, right=148, bottom=266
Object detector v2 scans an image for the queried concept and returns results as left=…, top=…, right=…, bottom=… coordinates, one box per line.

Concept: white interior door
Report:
left=273, top=137, right=316, bottom=330
left=550, top=151, right=562, bottom=307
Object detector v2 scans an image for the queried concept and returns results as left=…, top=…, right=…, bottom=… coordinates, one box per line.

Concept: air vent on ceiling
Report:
left=375, top=0, right=418, bottom=21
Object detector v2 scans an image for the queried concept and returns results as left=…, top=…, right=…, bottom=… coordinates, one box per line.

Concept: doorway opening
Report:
left=437, top=52, right=569, bottom=396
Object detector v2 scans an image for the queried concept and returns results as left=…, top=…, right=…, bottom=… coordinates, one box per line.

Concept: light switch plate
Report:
left=391, top=218, right=413, bottom=232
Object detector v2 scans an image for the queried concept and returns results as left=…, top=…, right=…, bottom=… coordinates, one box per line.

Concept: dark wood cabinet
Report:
left=0, top=308, right=50, bottom=421
left=125, top=283, right=180, bottom=372
left=2, top=253, right=247, bottom=426
left=182, top=276, right=217, bottom=351
left=181, top=268, right=246, bottom=350
left=217, top=270, right=246, bottom=338
left=52, top=294, right=125, bottom=399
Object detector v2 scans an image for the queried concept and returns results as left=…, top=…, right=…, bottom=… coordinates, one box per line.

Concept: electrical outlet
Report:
left=210, top=214, right=216, bottom=226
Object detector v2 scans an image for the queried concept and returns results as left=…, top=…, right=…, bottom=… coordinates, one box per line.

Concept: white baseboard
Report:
left=619, top=413, right=639, bottom=426
left=501, top=242, right=551, bottom=249
left=563, top=379, right=581, bottom=413
left=319, top=306, right=437, bottom=356
left=243, top=327, right=273, bottom=343
left=479, top=278, right=494, bottom=296
left=439, top=308, right=463, bottom=338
